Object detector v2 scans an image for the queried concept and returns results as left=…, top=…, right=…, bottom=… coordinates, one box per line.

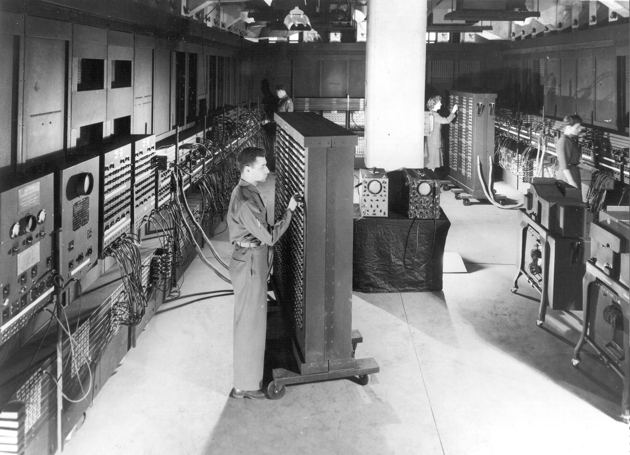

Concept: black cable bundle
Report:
left=585, top=170, right=615, bottom=215
left=104, top=234, right=148, bottom=326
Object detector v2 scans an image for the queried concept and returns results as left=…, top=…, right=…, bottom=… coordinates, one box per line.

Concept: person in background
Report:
left=260, top=79, right=278, bottom=120
left=227, top=147, right=300, bottom=399
left=276, top=85, right=294, bottom=113
left=425, top=95, right=458, bottom=170
left=556, top=114, right=584, bottom=190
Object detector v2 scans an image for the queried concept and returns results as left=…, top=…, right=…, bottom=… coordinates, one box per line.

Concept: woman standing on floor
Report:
left=425, top=95, right=458, bottom=170
left=555, top=114, right=585, bottom=190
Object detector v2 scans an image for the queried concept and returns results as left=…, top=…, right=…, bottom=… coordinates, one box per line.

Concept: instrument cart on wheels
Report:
left=269, top=112, right=379, bottom=399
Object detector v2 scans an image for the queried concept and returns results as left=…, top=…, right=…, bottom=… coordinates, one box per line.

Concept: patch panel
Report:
left=100, top=142, right=132, bottom=257
left=130, top=135, right=157, bottom=231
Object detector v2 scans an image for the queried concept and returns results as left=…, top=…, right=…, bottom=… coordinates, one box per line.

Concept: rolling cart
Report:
left=446, top=91, right=506, bottom=206
left=269, top=112, right=379, bottom=399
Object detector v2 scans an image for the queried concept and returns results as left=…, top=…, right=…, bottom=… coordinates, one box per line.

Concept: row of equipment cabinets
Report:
left=0, top=134, right=157, bottom=344
left=0, top=106, right=259, bottom=454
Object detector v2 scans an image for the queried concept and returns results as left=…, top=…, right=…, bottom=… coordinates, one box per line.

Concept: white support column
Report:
left=364, top=0, right=428, bottom=171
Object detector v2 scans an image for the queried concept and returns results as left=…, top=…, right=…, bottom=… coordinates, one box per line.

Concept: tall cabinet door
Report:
left=576, top=49, right=595, bottom=122
left=0, top=17, right=21, bottom=174
left=594, top=47, right=616, bottom=127
left=23, top=37, right=66, bottom=163
left=153, top=49, right=171, bottom=135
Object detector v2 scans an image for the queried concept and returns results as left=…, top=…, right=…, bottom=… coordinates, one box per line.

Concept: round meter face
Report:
left=76, top=173, right=94, bottom=196
left=367, top=180, right=383, bottom=195
left=417, top=182, right=432, bottom=196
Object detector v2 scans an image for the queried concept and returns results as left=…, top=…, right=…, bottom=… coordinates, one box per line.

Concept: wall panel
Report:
left=22, top=37, right=66, bottom=163
left=595, top=47, right=616, bottom=126
left=133, top=46, right=153, bottom=134
left=293, top=58, right=320, bottom=98
left=0, top=33, right=20, bottom=173
left=153, top=48, right=171, bottom=135
left=321, top=59, right=347, bottom=97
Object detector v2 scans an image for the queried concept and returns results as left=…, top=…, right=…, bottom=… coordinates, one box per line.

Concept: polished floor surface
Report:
left=61, top=175, right=627, bottom=455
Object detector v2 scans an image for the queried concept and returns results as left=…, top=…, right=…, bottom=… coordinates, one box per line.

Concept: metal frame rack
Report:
left=269, top=112, right=379, bottom=399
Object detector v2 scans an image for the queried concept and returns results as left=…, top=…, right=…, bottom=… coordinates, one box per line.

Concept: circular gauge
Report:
left=417, top=182, right=432, bottom=196
left=21, top=215, right=37, bottom=233
left=9, top=222, right=20, bottom=239
left=37, top=209, right=47, bottom=224
left=367, top=180, right=383, bottom=195
left=76, top=173, right=94, bottom=196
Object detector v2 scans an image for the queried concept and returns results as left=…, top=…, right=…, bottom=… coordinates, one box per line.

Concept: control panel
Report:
left=0, top=173, right=56, bottom=345
left=57, top=155, right=100, bottom=282
left=155, top=144, right=175, bottom=209
left=131, top=134, right=157, bottom=231
left=100, top=142, right=132, bottom=257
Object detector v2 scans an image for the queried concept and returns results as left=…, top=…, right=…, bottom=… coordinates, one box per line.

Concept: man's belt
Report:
left=235, top=240, right=262, bottom=248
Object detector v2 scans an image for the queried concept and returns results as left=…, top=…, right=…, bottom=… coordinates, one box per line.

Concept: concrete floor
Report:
left=61, top=175, right=627, bottom=455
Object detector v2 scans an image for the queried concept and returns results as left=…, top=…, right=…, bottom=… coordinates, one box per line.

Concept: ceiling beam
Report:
left=427, top=25, right=493, bottom=32
left=444, top=10, right=541, bottom=21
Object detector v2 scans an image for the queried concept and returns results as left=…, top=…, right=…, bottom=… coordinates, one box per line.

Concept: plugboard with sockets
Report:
left=99, top=141, right=132, bottom=257
left=0, top=173, right=56, bottom=346
left=448, top=91, right=496, bottom=200
left=131, top=134, right=157, bottom=231
left=273, top=112, right=379, bottom=382
left=56, top=155, right=100, bottom=283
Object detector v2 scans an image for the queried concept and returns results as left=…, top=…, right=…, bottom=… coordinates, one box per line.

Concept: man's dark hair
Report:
left=237, top=147, right=265, bottom=172
left=275, top=84, right=286, bottom=91
left=562, top=114, right=582, bottom=127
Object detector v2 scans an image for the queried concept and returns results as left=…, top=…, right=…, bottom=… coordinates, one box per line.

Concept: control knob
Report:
left=37, top=209, right=47, bottom=224
left=9, top=222, right=20, bottom=239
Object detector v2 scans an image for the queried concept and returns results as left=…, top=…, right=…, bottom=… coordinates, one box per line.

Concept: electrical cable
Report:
left=174, top=172, right=231, bottom=283
left=42, top=308, right=94, bottom=404
left=477, top=156, right=523, bottom=209
left=176, top=169, right=230, bottom=270
left=158, top=293, right=235, bottom=315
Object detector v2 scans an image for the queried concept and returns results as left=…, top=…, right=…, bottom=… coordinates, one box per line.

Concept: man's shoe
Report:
left=230, top=388, right=266, bottom=399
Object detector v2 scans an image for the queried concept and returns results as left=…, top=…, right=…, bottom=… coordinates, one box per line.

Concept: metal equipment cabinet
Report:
left=447, top=90, right=497, bottom=205
left=270, top=112, right=379, bottom=398
left=511, top=178, right=591, bottom=326
left=573, top=207, right=630, bottom=423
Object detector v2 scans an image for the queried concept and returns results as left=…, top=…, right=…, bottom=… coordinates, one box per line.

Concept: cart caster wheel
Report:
left=571, top=357, right=580, bottom=367
left=536, top=319, right=544, bottom=327
left=358, top=374, right=370, bottom=386
left=267, top=382, right=285, bottom=400
left=510, top=287, right=518, bottom=293
left=499, top=199, right=506, bottom=206
left=463, top=199, right=471, bottom=206
left=454, top=193, right=461, bottom=200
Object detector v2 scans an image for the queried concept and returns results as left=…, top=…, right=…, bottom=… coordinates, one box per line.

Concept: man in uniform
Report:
left=227, top=147, right=299, bottom=399
left=276, top=84, right=294, bottom=113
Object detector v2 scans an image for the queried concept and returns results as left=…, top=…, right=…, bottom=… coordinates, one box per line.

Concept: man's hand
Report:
left=288, top=194, right=301, bottom=211
left=451, top=104, right=459, bottom=114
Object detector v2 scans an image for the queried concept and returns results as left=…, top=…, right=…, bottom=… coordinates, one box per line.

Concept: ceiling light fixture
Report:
left=284, top=7, right=312, bottom=30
